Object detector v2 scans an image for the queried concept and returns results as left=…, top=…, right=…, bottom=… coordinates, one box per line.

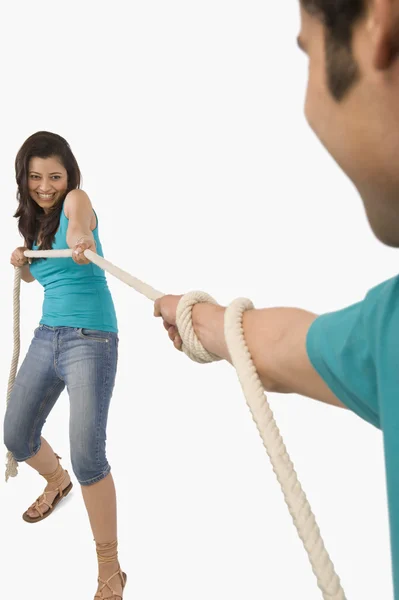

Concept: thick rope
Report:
left=5, top=267, right=21, bottom=481
left=5, top=248, right=346, bottom=599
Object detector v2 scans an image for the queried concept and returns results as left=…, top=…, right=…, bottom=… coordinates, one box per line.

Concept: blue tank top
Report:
left=29, top=204, right=118, bottom=333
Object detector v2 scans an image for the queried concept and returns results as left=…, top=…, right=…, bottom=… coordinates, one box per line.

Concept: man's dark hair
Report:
left=302, top=0, right=366, bottom=100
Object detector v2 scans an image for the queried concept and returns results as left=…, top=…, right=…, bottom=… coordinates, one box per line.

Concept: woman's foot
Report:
left=95, top=560, right=126, bottom=599
left=23, top=455, right=73, bottom=522
left=25, top=469, right=71, bottom=519
left=94, top=540, right=127, bottom=599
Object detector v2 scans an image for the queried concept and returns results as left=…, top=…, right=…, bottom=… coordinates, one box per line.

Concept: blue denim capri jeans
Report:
left=3, top=325, right=118, bottom=486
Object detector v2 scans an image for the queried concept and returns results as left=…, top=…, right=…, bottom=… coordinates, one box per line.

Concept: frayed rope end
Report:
left=5, top=451, right=18, bottom=482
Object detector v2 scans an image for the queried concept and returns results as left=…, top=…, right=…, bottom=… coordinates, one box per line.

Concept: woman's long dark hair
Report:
left=14, top=131, right=82, bottom=250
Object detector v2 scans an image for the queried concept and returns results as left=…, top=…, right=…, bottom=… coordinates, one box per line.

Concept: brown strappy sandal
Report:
left=94, top=540, right=127, bottom=599
left=22, top=453, right=73, bottom=523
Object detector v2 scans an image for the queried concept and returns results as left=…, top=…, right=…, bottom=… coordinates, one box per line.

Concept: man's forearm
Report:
left=192, top=303, right=231, bottom=362
left=191, top=302, right=345, bottom=409
left=192, top=303, right=281, bottom=389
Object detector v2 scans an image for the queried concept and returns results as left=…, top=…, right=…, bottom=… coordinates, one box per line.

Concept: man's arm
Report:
left=192, top=303, right=346, bottom=409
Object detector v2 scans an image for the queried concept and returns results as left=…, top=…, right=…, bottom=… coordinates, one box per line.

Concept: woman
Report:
left=4, top=131, right=127, bottom=599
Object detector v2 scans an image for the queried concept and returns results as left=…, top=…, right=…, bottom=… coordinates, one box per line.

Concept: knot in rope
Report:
left=176, top=291, right=222, bottom=364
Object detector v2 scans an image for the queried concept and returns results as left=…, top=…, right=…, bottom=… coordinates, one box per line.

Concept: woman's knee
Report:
left=3, top=412, right=37, bottom=461
left=70, top=447, right=110, bottom=486
left=3, top=422, right=17, bottom=455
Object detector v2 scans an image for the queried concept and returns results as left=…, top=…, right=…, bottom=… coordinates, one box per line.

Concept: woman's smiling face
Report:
left=28, top=156, right=68, bottom=213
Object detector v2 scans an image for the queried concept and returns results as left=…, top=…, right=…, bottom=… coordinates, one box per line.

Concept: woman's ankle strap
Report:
left=96, top=540, right=118, bottom=564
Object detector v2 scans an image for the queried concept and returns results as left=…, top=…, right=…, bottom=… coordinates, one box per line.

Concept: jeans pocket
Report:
left=77, top=328, right=109, bottom=343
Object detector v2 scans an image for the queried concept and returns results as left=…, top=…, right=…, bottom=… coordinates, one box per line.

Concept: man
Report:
left=154, top=1, right=399, bottom=596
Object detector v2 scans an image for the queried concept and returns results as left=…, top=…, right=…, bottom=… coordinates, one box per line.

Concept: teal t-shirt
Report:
left=307, top=275, right=399, bottom=597
left=29, top=204, right=117, bottom=333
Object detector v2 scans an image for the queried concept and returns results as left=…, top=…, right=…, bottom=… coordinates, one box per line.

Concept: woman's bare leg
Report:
left=81, top=473, right=124, bottom=597
left=25, top=437, right=58, bottom=473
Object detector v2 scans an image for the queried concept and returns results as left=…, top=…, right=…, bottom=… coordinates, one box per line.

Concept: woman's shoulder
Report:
left=63, top=189, right=97, bottom=230
left=63, top=189, right=93, bottom=218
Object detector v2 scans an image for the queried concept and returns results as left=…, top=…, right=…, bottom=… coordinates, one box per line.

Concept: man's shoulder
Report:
left=364, top=274, right=399, bottom=303
left=362, top=274, right=399, bottom=333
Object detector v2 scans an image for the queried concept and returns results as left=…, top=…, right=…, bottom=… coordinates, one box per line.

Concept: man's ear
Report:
left=368, top=0, right=399, bottom=69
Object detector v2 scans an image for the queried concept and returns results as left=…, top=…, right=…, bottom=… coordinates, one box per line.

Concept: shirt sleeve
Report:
left=306, top=299, right=381, bottom=429
left=307, top=275, right=399, bottom=597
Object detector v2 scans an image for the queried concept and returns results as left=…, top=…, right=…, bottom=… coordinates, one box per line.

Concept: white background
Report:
left=0, top=1, right=395, bottom=598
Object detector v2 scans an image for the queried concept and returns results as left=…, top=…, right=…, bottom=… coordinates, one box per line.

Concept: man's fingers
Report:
left=154, top=299, right=161, bottom=317
left=167, top=325, right=177, bottom=340
left=154, top=295, right=183, bottom=352
left=173, top=335, right=182, bottom=350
